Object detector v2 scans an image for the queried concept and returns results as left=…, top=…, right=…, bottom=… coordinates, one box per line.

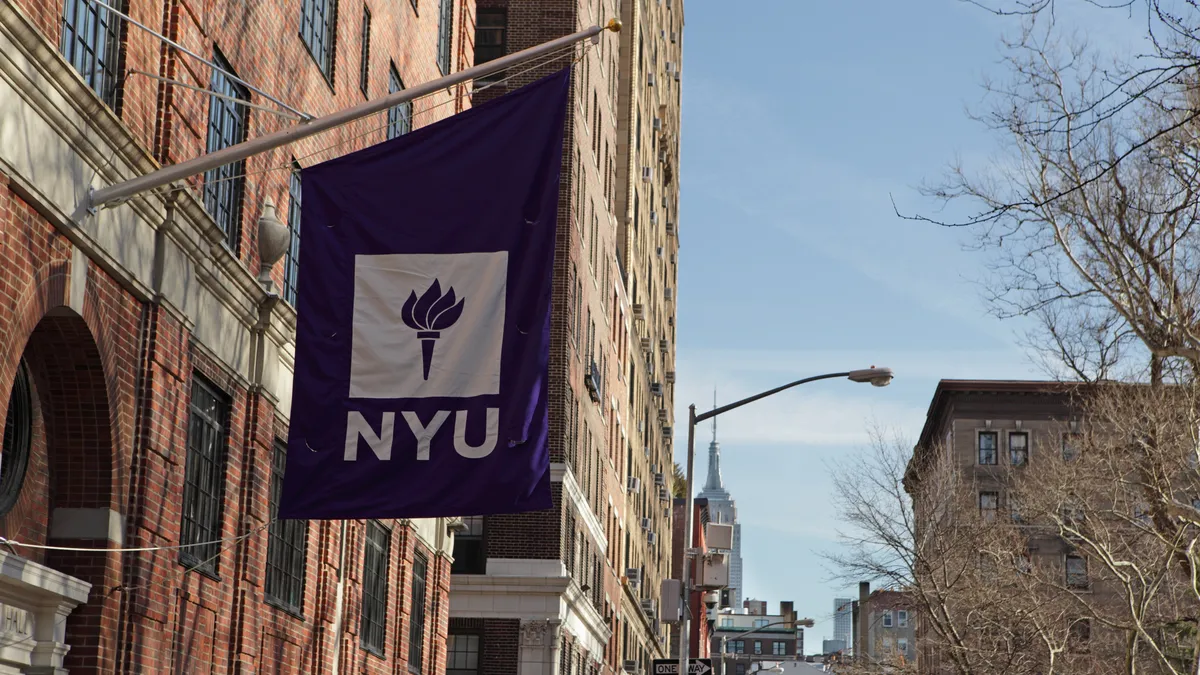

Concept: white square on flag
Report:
left=349, top=252, right=507, bottom=398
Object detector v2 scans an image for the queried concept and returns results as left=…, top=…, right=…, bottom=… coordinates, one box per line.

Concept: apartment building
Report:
left=905, top=380, right=1089, bottom=672
left=861, top=590, right=915, bottom=666
left=0, top=0, right=478, bottom=672
left=711, top=602, right=802, bottom=675
left=447, top=0, right=683, bottom=674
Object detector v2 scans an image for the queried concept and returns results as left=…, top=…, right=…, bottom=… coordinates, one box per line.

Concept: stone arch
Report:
left=0, top=266, right=130, bottom=674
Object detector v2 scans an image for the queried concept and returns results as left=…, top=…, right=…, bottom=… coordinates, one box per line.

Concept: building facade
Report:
left=710, top=602, right=803, bottom=675
left=448, top=0, right=684, bottom=674
left=861, top=590, right=915, bottom=667
left=697, top=422, right=742, bottom=610
left=668, top=498, right=712, bottom=661
left=831, top=598, right=852, bottom=652
left=906, top=380, right=1088, bottom=672
left=0, top=0, right=477, bottom=672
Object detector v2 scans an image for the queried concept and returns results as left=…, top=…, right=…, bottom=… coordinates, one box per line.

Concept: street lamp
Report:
left=676, top=368, right=894, bottom=675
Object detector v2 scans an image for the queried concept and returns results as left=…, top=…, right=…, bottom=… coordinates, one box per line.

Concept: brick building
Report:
left=447, top=0, right=683, bottom=674
left=0, top=0, right=479, bottom=671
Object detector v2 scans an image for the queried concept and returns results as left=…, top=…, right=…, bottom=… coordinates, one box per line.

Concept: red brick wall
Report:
left=2, top=0, right=475, bottom=669
left=449, top=617, right=521, bottom=675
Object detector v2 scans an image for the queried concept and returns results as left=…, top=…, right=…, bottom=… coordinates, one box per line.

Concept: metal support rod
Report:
left=678, top=404, right=696, bottom=675
left=694, top=373, right=851, bottom=426
left=86, top=0, right=310, bottom=119
left=127, top=70, right=304, bottom=121
left=86, top=20, right=621, bottom=211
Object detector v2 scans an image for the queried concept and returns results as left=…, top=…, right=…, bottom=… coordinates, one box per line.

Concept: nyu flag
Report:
left=279, top=70, right=569, bottom=519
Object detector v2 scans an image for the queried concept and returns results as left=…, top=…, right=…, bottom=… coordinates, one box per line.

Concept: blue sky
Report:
left=672, top=0, right=1144, bottom=651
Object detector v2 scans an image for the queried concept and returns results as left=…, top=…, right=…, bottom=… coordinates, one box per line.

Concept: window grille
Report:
left=60, top=0, right=124, bottom=108
left=301, top=0, right=338, bottom=78
left=360, top=520, right=391, bottom=654
left=408, top=551, right=429, bottom=670
left=266, top=441, right=308, bottom=613
left=180, top=375, right=231, bottom=575
left=203, top=52, right=250, bottom=253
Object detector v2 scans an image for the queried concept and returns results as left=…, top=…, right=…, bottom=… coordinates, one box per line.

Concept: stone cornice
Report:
left=551, top=463, right=608, bottom=556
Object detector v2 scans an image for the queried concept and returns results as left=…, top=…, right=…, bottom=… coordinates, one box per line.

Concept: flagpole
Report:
left=84, top=20, right=621, bottom=211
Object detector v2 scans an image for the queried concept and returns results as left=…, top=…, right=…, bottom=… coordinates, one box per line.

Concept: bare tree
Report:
left=915, top=5, right=1200, bottom=382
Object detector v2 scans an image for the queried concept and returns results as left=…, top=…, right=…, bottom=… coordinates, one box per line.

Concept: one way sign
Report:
left=652, top=659, right=713, bottom=675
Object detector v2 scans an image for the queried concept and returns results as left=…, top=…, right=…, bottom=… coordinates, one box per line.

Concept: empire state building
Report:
left=697, top=403, right=744, bottom=610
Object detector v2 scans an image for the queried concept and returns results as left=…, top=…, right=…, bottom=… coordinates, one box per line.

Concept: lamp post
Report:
left=676, top=368, right=894, bottom=675
left=718, top=618, right=816, bottom=675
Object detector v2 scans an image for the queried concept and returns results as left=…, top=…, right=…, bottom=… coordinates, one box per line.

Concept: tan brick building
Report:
left=447, top=0, right=683, bottom=674
left=0, top=0, right=479, bottom=671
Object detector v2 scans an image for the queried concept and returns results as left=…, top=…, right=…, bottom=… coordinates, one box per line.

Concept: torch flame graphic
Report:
left=401, top=279, right=466, bottom=380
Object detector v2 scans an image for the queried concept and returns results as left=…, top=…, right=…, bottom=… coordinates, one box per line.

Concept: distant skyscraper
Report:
left=698, top=394, right=743, bottom=609
left=833, top=597, right=854, bottom=647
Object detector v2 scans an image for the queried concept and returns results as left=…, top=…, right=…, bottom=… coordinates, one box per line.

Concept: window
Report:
left=0, top=359, right=32, bottom=517
left=180, top=375, right=230, bottom=575
left=772, top=641, right=786, bottom=656
left=897, top=610, right=908, bottom=627
left=451, top=516, right=485, bottom=574
left=898, top=638, right=908, bottom=654
left=283, top=164, right=302, bottom=305
left=203, top=52, right=250, bottom=253
left=60, top=0, right=123, bottom=107
left=730, top=640, right=745, bottom=653
left=734, top=665, right=745, bottom=675
left=1009, top=494, right=1023, bottom=523
left=719, top=618, right=733, bottom=628
left=266, top=442, right=308, bottom=614
left=882, top=610, right=893, bottom=628
left=387, top=65, right=412, bottom=138
left=978, top=431, right=998, bottom=465
left=1068, top=619, right=1091, bottom=652
left=436, top=0, right=454, bottom=75
left=753, top=619, right=768, bottom=628
left=360, top=521, right=391, bottom=655
left=409, top=552, right=429, bottom=670
left=359, top=6, right=371, bottom=96
left=1008, top=431, right=1028, bottom=466
left=474, top=8, right=506, bottom=82
left=1017, top=549, right=1034, bottom=574
left=1066, top=554, right=1089, bottom=590
left=1062, top=432, right=1082, bottom=461
left=753, top=641, right=762, bottom=655
left=979, top=491, right=999, bottom=523
left=448, top=634, right=480, bottom=675
left=300, top=0, right=337, bottom=78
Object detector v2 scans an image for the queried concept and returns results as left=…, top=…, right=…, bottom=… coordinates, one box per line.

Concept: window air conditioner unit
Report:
left=656, top=246, right=663, bottom=258
left=640, top=337, right=652, bottom=352
left=647, top=73, right=655, bottom=87
left=659, top=339, right=669, bottom=351
left=623, top=661, right=639, bottom=674
left=671, top=31, right=677, bottom=43
left=665, top=288, right=674, bottom=301
left=658, top=149, right=667, bottom=164
left=665, top=62, right=675, bottom=74
left=626, top=568, right=642, bottom=586
left=665, top=371, right=676, bottom=384
left=662, top=426, right=673, bottom=438
left=632, top=303, right=645, bottom=320
left=641, top=517, right=652, bottom=530
left=659, top=487, right=670, bottom=502
left=627, top=476, right=642, bottom=494
left=647, top=531, right=657, bottom=545
left=649, top=211, right=658, bottom=223
left=642, top=166, right=653, bottom=182
left=666, top=222, right=676, bottom=235
left=657, top=408, right=668, bottom=422
left=650, top=382, right=663, bottom=395
left=674, top=71, right=680, bottom=83
left=641, top=598, right=658, bottom=617
left=654, top=472, right=665, bottom=486
left=586, top=362, right=602, bottom=403
left=668, top=316, right=674, bottom=327
left=653, top=117, right=662, bottom=131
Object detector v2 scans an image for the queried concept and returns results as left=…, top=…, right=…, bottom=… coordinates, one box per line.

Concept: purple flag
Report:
left=279, top=70, right=569, bottom=519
